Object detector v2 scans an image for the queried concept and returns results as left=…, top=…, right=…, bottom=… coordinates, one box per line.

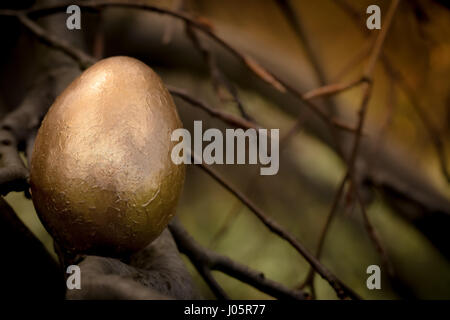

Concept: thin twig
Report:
left=184, top=18, right=252, bottom=120
left=333, top=0, right=362, bottom=24
left=2, top=3, right=355, bottom=135
left=357, top=75, right=397, bottom=280
left=367, top=72, right=397, bottom=173
left=302, top=78, right=365, bottom=100
left=275, top=0, right=351, bottom=161
left=382, top=58, right=450, bottom=184
left=300, top=0, right=400, bottom=291
left=355, top=188, right=394, bottom=278
left=13, top=0, right=356, bottom=133
left=194, top=154, right=359, bottom=299
left=2, top=5, right=314, bottom=298
left=161, top=0, right=185, bottom=45
left=209, top=115, right=306, bottom=248
left=16, top=13, right=96, bottom=69
left=168, top=86, right=258, bottom=130
left=330, top=41, right=372, bottom=82
left=275, top=0, right=328, bottom=88
left=169, top=220, right=307, bottom=300
left=5, top=9, right=261, bottom=136
left=298, top=173, right=348, bottom=292
left=334, top=0, right=450, bottom=185
left=198, top=265, right=230, bottom=300
left=0, top=14, right=259, bottom=135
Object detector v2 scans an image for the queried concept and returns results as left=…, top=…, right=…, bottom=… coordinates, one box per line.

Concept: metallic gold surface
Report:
left=30, top=56, right=185, bottom=256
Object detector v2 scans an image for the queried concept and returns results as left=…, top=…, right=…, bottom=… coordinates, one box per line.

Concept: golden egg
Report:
left=30, top=56, right=185, bottom=256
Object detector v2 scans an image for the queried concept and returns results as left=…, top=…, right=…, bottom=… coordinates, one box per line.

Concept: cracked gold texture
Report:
left=30, top=56, right=185, bottom=256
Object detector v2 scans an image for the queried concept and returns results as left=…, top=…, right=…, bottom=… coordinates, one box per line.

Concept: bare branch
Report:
left=302, top=78, right=365, bottom=101
left=382, top=58, right=450, bottom=184
left=15, top=0, right=356, bottom=133
left=161, top=0, right=185, bottom=45
left=330, top=42, right=371, bottom=82
left=184, top=18, right=252, bottom=120
left=67, top=229, right=200, bottom=300
left=208, top=114, right=307, bottom=249
left=275, top=0, right=328, bottom=87
left=169, top=86, right=258, bottom=130
left=195, top=158, right=359, bottom=300
left=169, top=220, right=307, bottom=300
left=300, top=0, right=400, bottom=293
left=16, top=13, right=95, bottom=69
left=334, top=0, right=450, bottom=185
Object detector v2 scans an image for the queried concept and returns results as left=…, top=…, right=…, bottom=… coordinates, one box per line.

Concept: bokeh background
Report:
left=2, top=0, right=450, bottom=299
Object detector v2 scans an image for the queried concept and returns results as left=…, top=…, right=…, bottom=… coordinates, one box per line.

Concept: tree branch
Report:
left=8, top=0, right=357, bottom=133
left=169, top=220, right=307, bottom=300
left=300, top=0, right=401, bottom=294
left=194, top=158, right=359, bottom=299
left=9, top=12, right=96, bottom=69
left=67, top=229, right=200, bottom=300
left=169, top=86, right=259, bottom=131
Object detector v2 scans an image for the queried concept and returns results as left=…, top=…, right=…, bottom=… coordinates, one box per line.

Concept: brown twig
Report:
left=184, top=17, right=252, bottom=120
left=194, top=154, right=359, bottom=299
left=333, top=0, right=363, bottom=24
left=275, top=0, right=353, bottom=160
left=2, top=4, right=315, bottom=299
left=209, top=199, right=243, bottom=249
left=0, top=66, right=78, bottom=195
left=197, top=264, right=230, bottom=300
left=169, top=220, right=307, bottom=300
left=0, top=13, right=258, bottom=136
left=274, top=4, right=372, bottom=294
left=168, top=86, right=258, bottom=130
left=356, top=187, right=415, bottom=299
left=300, top=0, right=400, bottom=292
left=358, top=75, right=397, bottom=280
left=382, top=58, right=450, bottom=184
left=302, top=78, right=366, bottom=101
left=330, top=41, right=372, bottom=82
left=341, top=0, right=400, bottom=258
left=0, top=0, right=415, bottom=299
left=367, top=72, right=397, bottom=173
left=161, top=0, right=185, bottom=45
left=298, top=172, right=348, bottom=293
left=334, top=0, right=450, bottom=185
left=275, top=0, right=328, bottom=89
left=15, top=0, right=356, bottom=133
left=15, top=13, right=96, bottom=69
left=208, top=115, right=306, bottom=249
left=3, top=3, right=354, bottom=136
left=355, top=189, right=394, bottom=277
left=5, top=7, right=260, bottom=137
